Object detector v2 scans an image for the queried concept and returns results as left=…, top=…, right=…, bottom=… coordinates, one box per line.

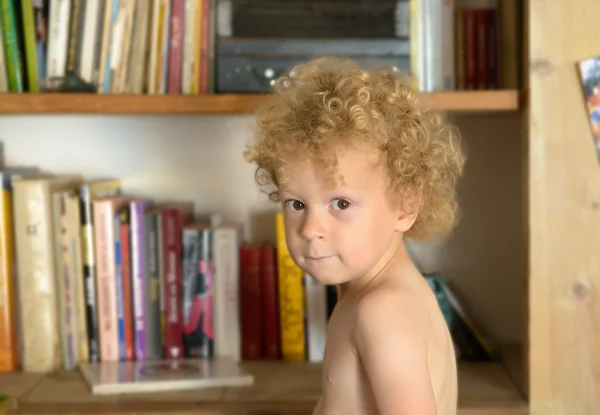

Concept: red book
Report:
left=119, top=208, right=134, bottom=361
left=240, top=245, right=262, bottom=360
left=259, top=245, right=280, bottom=359
left=167, top=0, right=185, bottom=94
left=161, top=203, right=193, bottom=360
left=464, top=9, right=476, bottom=90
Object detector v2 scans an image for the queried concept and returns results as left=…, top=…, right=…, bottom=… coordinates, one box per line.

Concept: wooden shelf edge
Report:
left=0, top=90, right=520, bottom=114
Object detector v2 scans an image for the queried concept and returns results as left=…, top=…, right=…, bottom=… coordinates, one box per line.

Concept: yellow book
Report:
left=275, top=211, right=305, bottom=361
left=0, top=168, right=37, bottom=372
left=0, top=176, right=17, bottom=372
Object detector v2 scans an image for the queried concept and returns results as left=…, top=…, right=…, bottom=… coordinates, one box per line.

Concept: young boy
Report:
left=244, top=57, right=465, bottom=415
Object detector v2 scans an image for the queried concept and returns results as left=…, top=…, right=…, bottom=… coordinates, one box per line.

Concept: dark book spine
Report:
left=240, top=245, right=261, bottom=360
left=161, top=209, right=184, bottom=359
left=65, top=0, right=82, bottom=74
left=79, top=187, right=100, bottom=363
left=144, top=212, right=163, bottom=360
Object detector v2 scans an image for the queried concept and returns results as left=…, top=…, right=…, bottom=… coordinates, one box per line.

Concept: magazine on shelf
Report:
left=78, top=357, right=254, bottom=395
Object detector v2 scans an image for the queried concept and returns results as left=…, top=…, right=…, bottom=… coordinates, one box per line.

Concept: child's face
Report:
left=278, top=145, right=410, bottom=286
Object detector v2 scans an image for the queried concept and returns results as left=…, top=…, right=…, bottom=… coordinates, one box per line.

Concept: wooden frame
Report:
left=0, top=90, right=520, bottom=114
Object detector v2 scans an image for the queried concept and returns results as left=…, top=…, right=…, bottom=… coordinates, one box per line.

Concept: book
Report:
left=577, top=55, right=600, bottom=162
left=78, top=357, right=254, bottom=395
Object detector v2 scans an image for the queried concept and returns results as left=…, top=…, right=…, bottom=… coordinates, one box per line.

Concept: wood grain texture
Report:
left=0, top=91, right=520, bottom=114
left=4, top=361, right=525, bottom=414
left=528, top=0, right=600, bottom=414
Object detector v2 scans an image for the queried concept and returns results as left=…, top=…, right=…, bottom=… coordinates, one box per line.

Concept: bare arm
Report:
left=353, top=292, right=437, bottom=415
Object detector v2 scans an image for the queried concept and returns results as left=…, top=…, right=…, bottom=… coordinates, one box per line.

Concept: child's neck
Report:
left=337, top=232, right=407, bottom=301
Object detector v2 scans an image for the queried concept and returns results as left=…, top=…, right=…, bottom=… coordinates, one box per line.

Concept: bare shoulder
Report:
left=351, top=286, right=439, bottom=415
left=353, top=286, right=430, bottom=352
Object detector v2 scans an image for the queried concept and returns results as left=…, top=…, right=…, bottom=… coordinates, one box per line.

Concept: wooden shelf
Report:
left=0, top=90, right=520, bottom=115
left=0, top=359, right=527, bottom=414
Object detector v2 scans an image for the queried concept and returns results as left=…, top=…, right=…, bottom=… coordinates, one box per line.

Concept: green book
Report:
left=0, top=0, right=23, bottom=92
left=20, top=0, right=39, bottom=92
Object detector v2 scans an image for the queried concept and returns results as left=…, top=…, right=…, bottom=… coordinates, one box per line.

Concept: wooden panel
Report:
left=528, top=0, right=600, bottom=414
left=0, top=91, right=520, bottom=114
left=9, top=361, right=525, bottom=413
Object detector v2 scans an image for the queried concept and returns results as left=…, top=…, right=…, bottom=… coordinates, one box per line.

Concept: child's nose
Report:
left=300, top=211, right=325, bottom=241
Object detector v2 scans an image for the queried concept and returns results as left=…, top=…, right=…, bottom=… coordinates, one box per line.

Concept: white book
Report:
left=423, top=0, right=454, bottom=91
left=79, top=0, right=101, bottom=84
left=304, top=273, right=327, bottom=362
left=46, top=0, right=71, bottom=89
left=79, top=357, right=254, bottom=395
left=212, top=225, right=242, bottom=362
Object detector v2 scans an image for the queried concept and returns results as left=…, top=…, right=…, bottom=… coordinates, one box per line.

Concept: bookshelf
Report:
left=1, top=357, right=527, bottom=415
left=0, top=90, right=520, bottom=114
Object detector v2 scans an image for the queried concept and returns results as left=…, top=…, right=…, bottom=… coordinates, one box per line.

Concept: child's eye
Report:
left=331, top=199, right=351, bottom=210
left=285, top=200, right=305, bottom=211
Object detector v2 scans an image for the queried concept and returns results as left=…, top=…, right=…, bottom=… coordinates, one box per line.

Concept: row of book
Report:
left=0, top=0, right=216, bottom=95
left=411, top=0, right=520, bottom=92
left=0, top=0, right=520, bottom=95
left=0, top=165, right=333, bottom=373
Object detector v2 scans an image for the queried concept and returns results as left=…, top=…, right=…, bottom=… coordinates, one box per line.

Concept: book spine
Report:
left=464, top=9, right=476, bottom=90
left=144, top=212, right=162, bottom=359
left=191, top=0, right=202, bottom=94
left=80, top=188, right=99, bottom=362
left=182, top=227, right=213, bottom=358
left=475, top=9, right=487, bottom=89
left=34, top=1, right=49, bottom=90
left=93, top=200, right=119, bottom=362
left=54, top=193, right=78, bottom=370
left=13, top=180, right=60, bottom=372
left=212, top=227, right=241, bottom=361
left=46, top=0, right=71, bottom=90
left=260, top=245, right=279, bottom=359
left=181, top=0, right=195, bottom=94
left=486, top=8, right=498, bottom=89
left=167, top=0, right=184, bottom=94
left=65, top=0, right=82, bottom=74
left=119, top=208, right=134, bottom=360
left=0, top=175, right=17, bottom=371
left=129, top=201, right=147, bottom=360
left=20, top=0, right=39, bottom=92
left=113, top=212, right=126, bottom=361
left=275, top=211, right=305, bottom=361
left=158, top=0, right=171, bottom=94
left=0, top=20, right=7, bottom=92
left=199, top=0, right=210, bottom=93
left=0, top=0, right=23, bottom=92
left=240, top=245, right=261, bottom=360
left=161, top=209, right=184, bottom=359
left=65, top=192, right=88, bottom=364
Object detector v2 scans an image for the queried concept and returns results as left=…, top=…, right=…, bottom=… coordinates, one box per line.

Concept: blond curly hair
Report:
left=244, top=57, right=465, bottom=241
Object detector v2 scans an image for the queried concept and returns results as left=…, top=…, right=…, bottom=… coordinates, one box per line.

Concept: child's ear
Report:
left=395, top=195, right=420, bottom=232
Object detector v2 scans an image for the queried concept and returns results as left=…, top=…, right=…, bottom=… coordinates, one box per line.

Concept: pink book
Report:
left=93, top=196, right=132, bottom=362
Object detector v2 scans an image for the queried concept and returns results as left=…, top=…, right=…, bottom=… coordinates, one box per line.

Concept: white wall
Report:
left=0, top=110, right=526, bottom=346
